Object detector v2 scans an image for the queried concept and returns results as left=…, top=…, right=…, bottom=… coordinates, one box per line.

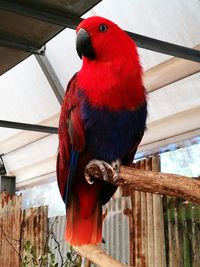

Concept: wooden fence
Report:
left=0, top=192, right=48, bottom=267
left=0, top=192, right=22, bottom=267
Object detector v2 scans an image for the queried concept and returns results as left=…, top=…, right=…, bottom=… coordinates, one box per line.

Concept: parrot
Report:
left=56, top=16, right=147, bottom=245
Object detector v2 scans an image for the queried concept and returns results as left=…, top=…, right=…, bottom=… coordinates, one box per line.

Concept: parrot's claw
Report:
left=111, top=159, right=121, bottom=182
left=85, top=173, right=94, bottom=184
left=85, top=159, right=121, bottom=185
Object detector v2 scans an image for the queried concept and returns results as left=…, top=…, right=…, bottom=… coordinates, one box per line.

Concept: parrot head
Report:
left=76, top=16, right=139, bottom=63
left=76, top=16, right=145, bottom=111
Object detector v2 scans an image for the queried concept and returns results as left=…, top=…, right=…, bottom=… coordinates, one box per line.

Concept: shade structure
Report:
left=0, top=0, right=199, bottom=188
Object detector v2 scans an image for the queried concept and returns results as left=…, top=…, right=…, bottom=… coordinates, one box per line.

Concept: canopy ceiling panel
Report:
left=45, top=28, right=81, bottom=89
left=3, top=134, right=57, bottom=171
left=0, top=0, right=101, bottom=75
left=0, top=56, right=60, bottom=141
left=147, top=73, right=200, bottom=123
left=141, top=106, right=200, bottom=148
left=3, top=134, right=58, bottom=183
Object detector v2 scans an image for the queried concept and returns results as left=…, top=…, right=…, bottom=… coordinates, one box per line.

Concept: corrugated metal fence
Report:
left=0, top=192, right=21, bottom=267
left=0, top=192, right=48, bottom=267
left=163, top=197, right=200, bottom=267
left=1, top=155, right=200, bottom=267
left=102, top=197, right=131, bottom=265
left=130, top=157, right=166, bottom=267
left=21, top=206, right=48, bottom=264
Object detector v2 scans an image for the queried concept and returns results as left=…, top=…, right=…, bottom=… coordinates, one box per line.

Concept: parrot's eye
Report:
left=99, top=24, right=107, bottom=32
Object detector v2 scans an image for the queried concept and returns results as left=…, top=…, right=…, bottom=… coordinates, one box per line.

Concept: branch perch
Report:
left=85, top=164, right=200, bottom=204
left=74, top=245, right=131, bottom=267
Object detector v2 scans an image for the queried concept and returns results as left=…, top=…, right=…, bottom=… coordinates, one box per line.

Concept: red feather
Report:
left=77, top=16, right=145, bottom=111
left=57, top=74, right=85, bottom=199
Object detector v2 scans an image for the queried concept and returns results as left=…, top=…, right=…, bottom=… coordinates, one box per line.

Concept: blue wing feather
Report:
left=63, top=150, right=79, bottom=206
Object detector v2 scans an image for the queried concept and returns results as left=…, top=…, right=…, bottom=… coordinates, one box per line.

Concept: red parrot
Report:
left=57, top=16, right=147, bottom=245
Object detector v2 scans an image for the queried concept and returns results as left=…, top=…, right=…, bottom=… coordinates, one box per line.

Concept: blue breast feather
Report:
left=81, top=98, right=147, bottom=163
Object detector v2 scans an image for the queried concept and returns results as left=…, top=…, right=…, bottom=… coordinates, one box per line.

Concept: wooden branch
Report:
left=85, top=164, right=200, bottom=204
left=74, top=245, right=131, bottom=267
left=75, top=164, right=200, bottom=267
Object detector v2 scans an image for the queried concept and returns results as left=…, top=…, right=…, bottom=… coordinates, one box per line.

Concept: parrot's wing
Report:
left=56, top=73, right=85, bottom=203
left=123, top=100, right=147, bottom=166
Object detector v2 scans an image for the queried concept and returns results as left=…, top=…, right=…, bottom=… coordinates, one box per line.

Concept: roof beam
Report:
left=127, top=31, right=200, bottom=63
left=0, top=0, right=81, bottom=29
left=144, top=45, right=200, bottom=92
left=0, top=119, right=58, bottom=134
left=0, top=1, right=200, bottom=62
left=0, top=34, right=44, bottom=54
left=35, top=54, right=65, bottom=105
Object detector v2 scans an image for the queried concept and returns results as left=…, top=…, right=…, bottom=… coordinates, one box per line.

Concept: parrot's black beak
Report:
left=76, top=28, right=96, bottom=60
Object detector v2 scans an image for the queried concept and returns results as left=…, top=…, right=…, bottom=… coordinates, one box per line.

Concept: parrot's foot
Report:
left=84, top=159, right=121, bottom=185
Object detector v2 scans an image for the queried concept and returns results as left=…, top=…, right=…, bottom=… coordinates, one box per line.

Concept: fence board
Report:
left=21, top=206, right=48, bottom=264
left=122, top=156, right=166, bottom=267
left=164, top=197, right=200, bottom=267
left=0, top=192, right=21, bottom=267
left=102, top=197, right=131, bottom=265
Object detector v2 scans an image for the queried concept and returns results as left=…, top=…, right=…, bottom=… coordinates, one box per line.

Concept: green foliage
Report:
left=21, top=240, right=47, bottom=267
left=20, top=241, right=81, bottom=267
left=63, top=246, right=82, bottom=267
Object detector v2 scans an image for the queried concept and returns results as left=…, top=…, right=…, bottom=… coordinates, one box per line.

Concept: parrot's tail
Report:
left=65, top=195, right=102, bottom=245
